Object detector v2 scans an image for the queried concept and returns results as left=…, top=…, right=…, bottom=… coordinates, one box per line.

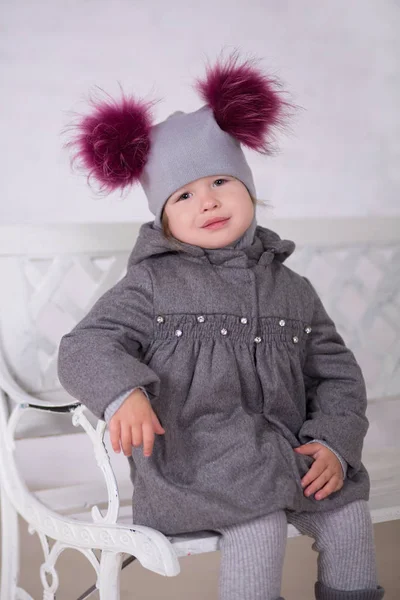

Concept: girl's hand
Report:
left=109, top=389, right=165, bottom=457
left=294, top=442, right=344, bottom=500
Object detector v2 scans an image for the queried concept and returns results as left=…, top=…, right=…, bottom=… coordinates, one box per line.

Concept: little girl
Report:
left=58, top=54, right=384, bottom=599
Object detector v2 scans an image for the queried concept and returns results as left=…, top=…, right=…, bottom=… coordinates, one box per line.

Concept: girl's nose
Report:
left=200, top=193, right=220, bottom=211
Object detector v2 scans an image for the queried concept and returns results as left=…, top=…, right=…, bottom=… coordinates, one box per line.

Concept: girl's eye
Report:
left=177, top=192, right=191, bottom=201
left=213, top=178, right=227, bottom=186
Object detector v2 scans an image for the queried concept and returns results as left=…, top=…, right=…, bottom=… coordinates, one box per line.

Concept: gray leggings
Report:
left=216, top=500, right=384, bottom=600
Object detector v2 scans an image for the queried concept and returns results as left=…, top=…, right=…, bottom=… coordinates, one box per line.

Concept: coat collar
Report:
left=128, top=221, right=295, bottom=269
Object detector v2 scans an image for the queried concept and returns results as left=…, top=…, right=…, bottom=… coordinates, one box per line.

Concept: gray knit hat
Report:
left=140, top=106, right=256, bottom=227
left=67, top=53, right=286, bottom=224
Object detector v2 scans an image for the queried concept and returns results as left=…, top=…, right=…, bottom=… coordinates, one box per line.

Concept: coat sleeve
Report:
left=57, top=264, right=160, bottom=419
left=298, top=277, right=369, bottom=477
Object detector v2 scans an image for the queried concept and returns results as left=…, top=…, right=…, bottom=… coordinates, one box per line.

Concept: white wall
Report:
left=1, top=0, right=399, bottom=225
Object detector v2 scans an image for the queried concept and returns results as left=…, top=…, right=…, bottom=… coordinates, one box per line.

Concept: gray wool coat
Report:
left=58, top=222, right=370, bottom=536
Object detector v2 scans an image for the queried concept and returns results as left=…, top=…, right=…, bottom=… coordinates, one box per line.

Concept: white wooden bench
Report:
left=0, top=218, right=399, bottom=600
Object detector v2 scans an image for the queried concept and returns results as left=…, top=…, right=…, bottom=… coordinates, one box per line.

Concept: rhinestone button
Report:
left=156, top=316, right=165, bottom=324
left=292, top=336, right=299, bottom=343
left=305, top=326, right=312, bottom=334
left=175, top=329, right=183, bottom=337
left=254, top=336, right=262, bottom=344
left=279, top=319, right=286, bottom=327
left=220, top=328, right=228, bottom=336
left=240, top=317, right=248, bottom=324
left=197, top=315, right=205, bottom=323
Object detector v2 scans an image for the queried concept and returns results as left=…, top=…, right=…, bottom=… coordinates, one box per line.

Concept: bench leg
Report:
left=98, top=551, right=124, bottom=600
left=0, top=486, right=19, bottom=600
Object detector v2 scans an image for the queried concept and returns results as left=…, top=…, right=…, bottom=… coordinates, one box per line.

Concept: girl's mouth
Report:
left=202, top=217, right=230, bottom=230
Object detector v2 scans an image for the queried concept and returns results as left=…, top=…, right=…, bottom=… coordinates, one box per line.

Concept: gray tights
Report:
left=216, top=500, right=384, bottom=600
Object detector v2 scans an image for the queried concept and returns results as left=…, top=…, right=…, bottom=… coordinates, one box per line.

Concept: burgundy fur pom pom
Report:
left=65, top=88, right=155, bottom=194
left=196, top=52, right=287, bottom=154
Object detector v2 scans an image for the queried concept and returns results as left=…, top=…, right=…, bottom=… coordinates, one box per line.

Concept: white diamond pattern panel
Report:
left=286, top=244, right=400, bottom=398
left=19, top=253, right=129, bottom=393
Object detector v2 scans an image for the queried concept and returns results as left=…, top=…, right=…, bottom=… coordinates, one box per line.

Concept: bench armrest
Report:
left=3, top=388, right=118, bottom=526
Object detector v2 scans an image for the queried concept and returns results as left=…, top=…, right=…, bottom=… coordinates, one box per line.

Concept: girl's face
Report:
left=163, top=176, right=254, bottom=249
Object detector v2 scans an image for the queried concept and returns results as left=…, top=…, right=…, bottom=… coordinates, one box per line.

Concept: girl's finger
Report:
left=142, top=422, right=155, bottom=457
left=131, top=424, right=143, bottom=449
left=295, top=443, right=320, bottom=456
left=315, top=476, right=342, bottom=500
left=300, top=460, right=325, bottom=489
left=151, top=410, right=165, bottom=434
left=109, top=420, right=121, bottom=454
left=303, top=469, right=330, bottom=498
left=121, top=424, right=134, bottom=456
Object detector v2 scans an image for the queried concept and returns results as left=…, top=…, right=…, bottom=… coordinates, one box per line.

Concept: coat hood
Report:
left=128, top=221, right=295, bottom=269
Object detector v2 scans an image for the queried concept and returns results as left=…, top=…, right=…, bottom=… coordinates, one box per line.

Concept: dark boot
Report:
left=315, top=581, right=385, bottom=600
